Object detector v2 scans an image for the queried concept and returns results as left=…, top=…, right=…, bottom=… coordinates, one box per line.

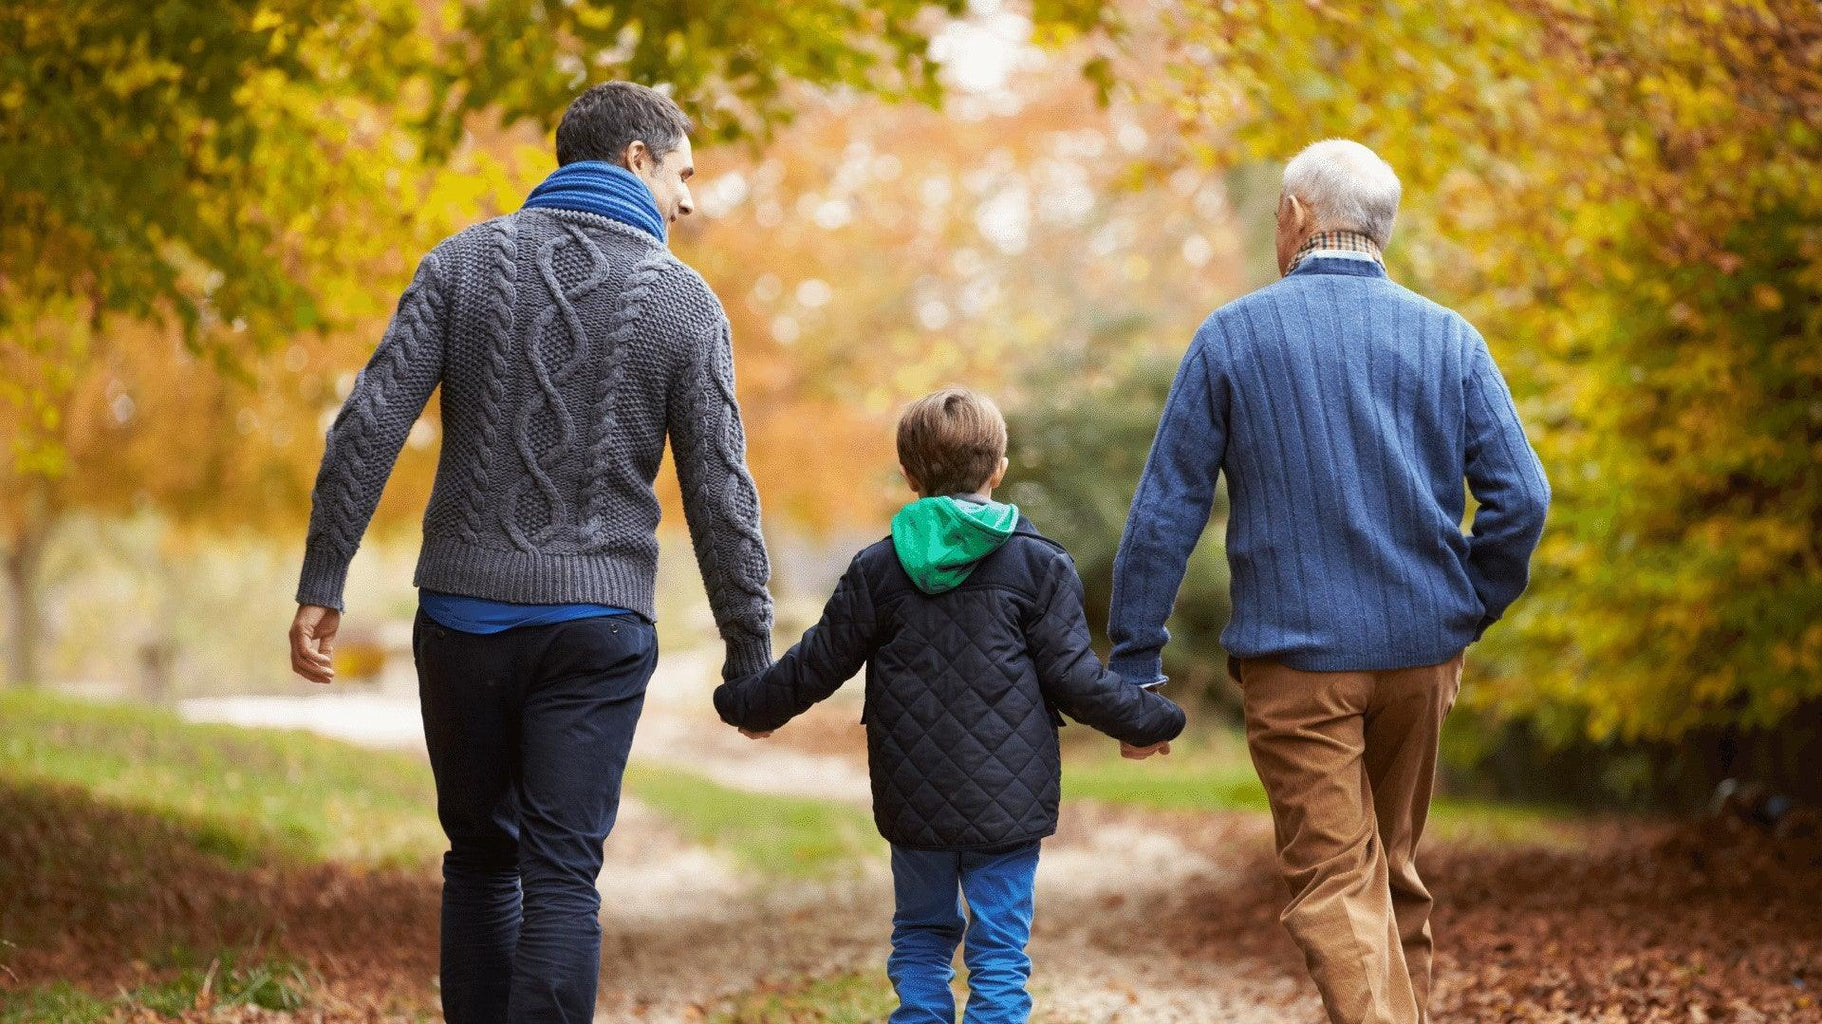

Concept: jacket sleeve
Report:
left=1462, top=330, right=1551, bottom=637
left=667, top=312, right=776, bottom=680
left=714, top=556, right=877, bottom=733
left=296, top=252, right=448, bottom=611
left=1028, top=552, right=1187, bottom=747
left=1106, top=324, right=1229, bottom=685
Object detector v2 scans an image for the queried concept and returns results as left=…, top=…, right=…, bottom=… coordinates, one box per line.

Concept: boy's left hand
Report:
left=1120, top=740, right=1170, bottom=759
left=739, top=728, right=772, bottom=740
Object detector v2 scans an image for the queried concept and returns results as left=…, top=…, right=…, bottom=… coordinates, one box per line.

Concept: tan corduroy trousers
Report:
left=1233, top=653, right=1464, bottom=1024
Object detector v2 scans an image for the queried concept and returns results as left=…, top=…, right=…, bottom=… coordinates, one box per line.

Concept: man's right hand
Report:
left=290, top=604, right=341, bottom=684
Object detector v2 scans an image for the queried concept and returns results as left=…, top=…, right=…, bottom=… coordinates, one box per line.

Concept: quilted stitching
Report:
left=715, top=520, right=1185, bottom=850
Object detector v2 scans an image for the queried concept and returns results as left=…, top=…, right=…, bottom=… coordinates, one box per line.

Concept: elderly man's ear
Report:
left=1281, top=192, right=1307, bottom=228
left=1275, top=192, right=1313, bottom=276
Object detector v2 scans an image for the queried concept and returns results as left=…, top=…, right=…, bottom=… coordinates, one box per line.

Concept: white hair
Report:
left=1282, top=139, right=1402, bottom=247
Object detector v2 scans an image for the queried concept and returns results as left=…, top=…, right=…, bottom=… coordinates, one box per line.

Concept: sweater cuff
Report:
left=1109, top=650, right=1166, bottom=688
left=722, top=631, right=773, bottom=681
left=296, top=544, right=352, bottom=612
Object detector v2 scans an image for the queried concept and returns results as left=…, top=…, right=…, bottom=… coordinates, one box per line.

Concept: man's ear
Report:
left=900, top=464, right=923, bottom=495
left=989, top=457, right=1009, bottom=489
left=623, top=139, right=651, bottom=175
left=1286, top=193, right=1309, bottom=233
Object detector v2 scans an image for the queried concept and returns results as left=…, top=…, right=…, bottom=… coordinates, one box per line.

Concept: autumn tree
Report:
left=668, top=21, right=1247, bottom=532
left=1133, top=1, right=1822, bottom=754
left=0, top=0, right=1118, bottom=686
left=2, top=0, right=429, bottom=685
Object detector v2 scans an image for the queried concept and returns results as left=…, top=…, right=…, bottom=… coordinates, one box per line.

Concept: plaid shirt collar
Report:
left=1286, top=230, right=1384, bottom=274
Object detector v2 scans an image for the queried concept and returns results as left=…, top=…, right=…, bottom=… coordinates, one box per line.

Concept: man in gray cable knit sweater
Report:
left=286, top=82, right=772, bottom=1023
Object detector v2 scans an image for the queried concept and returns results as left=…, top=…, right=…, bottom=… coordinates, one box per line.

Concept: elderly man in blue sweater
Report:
left=1108, top=139, right=1550, bottom=1024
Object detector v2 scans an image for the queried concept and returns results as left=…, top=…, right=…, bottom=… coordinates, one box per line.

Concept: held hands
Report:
left=289, top=604, right=341, bottom=684
left=712, top=675, right=774, bottom=739
left=1120, top=740, right=1172, bottom=760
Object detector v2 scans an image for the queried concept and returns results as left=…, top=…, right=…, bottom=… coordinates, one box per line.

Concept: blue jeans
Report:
left=888, top=841, right=1041, bottom=1024
left=414, top=610, right=657, bottom=1024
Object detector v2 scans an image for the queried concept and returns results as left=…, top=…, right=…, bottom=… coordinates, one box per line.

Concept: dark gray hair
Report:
left=555, top=82, right=694, bottom=167
left=1282, top=139, right=1402, bottom=248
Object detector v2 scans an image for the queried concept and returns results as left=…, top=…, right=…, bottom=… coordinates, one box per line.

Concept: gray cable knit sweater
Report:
left=296, top=208, right=774, bottom=679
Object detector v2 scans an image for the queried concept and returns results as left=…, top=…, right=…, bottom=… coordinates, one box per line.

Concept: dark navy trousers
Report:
left=414, top=610, right=657, bottom=1024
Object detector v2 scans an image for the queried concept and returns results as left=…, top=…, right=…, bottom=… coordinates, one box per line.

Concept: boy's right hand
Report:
left=1120, top=740, right=1170, bottom=760
left=739, top=728, right=772, bottom=740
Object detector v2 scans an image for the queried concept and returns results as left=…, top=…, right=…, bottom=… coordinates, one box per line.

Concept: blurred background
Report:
left=3, top=1, right=1819, bottom=1022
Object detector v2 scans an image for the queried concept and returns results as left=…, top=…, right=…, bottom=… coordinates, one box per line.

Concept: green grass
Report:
left=1424, top=796, right=1586, bottom=846
left=1061, top=729, right=1272, bottom=812
left=712, top=971, right=898, bottom=1023
left=0, top=689, right=445, bottom=867
left=0, top=984, right=111, bottom=1024
left=0, top=953, right=313, bottom=1023
left=623, top=764, right=882, bottom=876
left=1061, top=728, right=1587, bottom=847
left=0, top=689, right=881, bottom=877
left=0, top=688, right=1581, bottom=903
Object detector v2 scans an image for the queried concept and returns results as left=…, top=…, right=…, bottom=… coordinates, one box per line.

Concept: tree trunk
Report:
left=138, top=537, right=182, bottom=702
left=4, top=537, right=42, bottom=688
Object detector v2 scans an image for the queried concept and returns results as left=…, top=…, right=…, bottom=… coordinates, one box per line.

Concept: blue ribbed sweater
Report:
left=1108, top=256, right=1551, bottom=678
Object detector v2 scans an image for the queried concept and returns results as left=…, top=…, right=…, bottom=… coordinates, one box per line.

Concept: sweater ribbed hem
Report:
left=1108, top=651, right=1167, bottom=688
left=722, top=632, right=774, bottom=681
left=412, top=536, right=658, bottom=621
left=1224, top=632, right=1475, bottom=674
left=296, top=544, right=353, bottom=612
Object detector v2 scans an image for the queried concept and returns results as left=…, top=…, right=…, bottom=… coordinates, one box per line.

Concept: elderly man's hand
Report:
left=1120, top=740, right=1171, bottom=760
left=290, top=604, right=341, bottom=684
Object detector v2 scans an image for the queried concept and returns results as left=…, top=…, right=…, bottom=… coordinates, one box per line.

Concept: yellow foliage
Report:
left=1143, top=0, right=1822, bottom=741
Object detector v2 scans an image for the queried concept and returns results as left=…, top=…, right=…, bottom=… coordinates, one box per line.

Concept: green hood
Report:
left=891, top=496, right=1021, bottom=595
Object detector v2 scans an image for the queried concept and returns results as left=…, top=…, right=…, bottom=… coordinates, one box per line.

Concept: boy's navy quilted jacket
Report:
left=713, top=512, right=1186, bottom=851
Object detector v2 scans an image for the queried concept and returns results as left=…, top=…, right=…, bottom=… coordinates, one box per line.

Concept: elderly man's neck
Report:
left=1285, top=229, right=1384, bottom=275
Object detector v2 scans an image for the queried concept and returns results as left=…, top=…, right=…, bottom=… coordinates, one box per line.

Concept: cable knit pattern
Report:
left=456, top=216, right=517, bottom=545
left=668, top=315, right=775, bottom=677
left=583, top=250, right=658, bottom=534
left=297, top=208, right=774, bottom=680
left=296, top=253, right=447, bottom=607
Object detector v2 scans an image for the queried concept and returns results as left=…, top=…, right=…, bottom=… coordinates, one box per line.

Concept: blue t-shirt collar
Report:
left=523, top=161, right=667, bottom=242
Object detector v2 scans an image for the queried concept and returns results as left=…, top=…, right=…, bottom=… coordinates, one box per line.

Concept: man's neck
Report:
left=1285, top=229, right=1384, bottom=275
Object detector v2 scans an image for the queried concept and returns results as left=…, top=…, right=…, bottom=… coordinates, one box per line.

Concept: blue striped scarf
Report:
left=523, top=161, right=666, bottom=241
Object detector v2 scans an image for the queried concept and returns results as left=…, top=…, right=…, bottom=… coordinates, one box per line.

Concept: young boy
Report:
left=714, top=387, right=1186, bottom=1024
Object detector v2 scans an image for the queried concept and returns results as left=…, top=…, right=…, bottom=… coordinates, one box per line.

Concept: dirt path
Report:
left=593, top=789, right=1317, bottom=1022
left=603, top=657, right=1321, bottom=1022
left=56, top=658, right=1822, bottom=1022
left=172, top=654, right=1321, bottom=1020
left=609, top=658, right=1822, bottom=1022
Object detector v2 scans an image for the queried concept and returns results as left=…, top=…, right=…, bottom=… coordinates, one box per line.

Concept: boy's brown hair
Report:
left=896, top=387, right=1008, bottom=497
